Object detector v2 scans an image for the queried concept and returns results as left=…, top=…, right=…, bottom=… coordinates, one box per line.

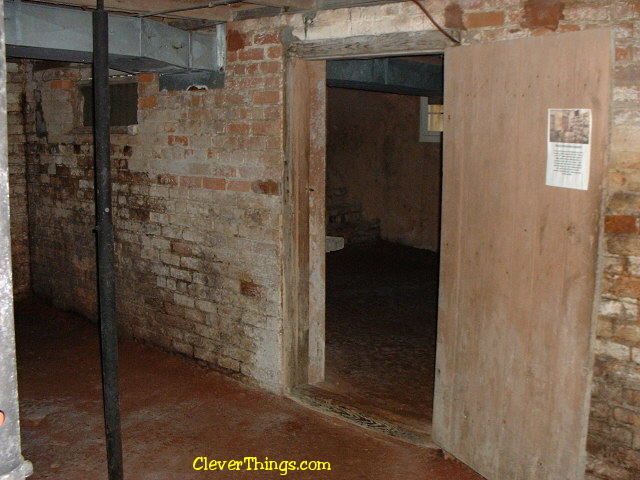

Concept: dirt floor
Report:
left=321, top=241, right=438, bottom=438
left=14, top=299, right=483, bottom=480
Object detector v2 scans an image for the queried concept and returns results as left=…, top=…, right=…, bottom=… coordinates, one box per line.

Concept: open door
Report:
left=433, top=29, right=610, bottom=479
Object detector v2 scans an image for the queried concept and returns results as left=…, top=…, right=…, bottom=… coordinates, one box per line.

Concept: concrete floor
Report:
left=318, top=242, right=437, bottom=441
left=14, top=299, right=483, bottom=480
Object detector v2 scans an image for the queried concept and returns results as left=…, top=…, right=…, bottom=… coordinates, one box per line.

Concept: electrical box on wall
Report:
left=419, top=97, right=443, bottom=143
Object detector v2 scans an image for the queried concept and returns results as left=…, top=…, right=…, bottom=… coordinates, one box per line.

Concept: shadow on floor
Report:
left=14, top=299, right=483, bottom=480
left=301, top=241, right=438, bottom=444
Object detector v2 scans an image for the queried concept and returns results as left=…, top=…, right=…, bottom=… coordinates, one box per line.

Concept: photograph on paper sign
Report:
left=548, top=109, right=590, bottom=144
left=546, top=108, right=592, bottom=191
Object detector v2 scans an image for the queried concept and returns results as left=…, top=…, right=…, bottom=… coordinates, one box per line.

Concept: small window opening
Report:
left=419, top=97, right=443, bottom=143
left=81, top=82, right=138, bottom=127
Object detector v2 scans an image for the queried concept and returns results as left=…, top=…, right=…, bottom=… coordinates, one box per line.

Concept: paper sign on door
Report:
left=546, top=108, right=592, bottom=191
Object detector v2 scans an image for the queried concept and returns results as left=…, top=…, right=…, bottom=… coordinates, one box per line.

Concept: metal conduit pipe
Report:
left=93, top=1, right=123, bottom=479
left=138, top=0, right=245, bottom=18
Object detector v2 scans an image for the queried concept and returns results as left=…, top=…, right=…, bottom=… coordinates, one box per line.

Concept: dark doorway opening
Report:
left=304, top=55, right=444, bottom=443
left=323, top=241, right=439, bottom=440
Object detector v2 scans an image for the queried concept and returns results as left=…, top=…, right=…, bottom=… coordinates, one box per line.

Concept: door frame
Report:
left=282, top=30, right=449, bottom=389
left=282, top=27, right=609, bottom=480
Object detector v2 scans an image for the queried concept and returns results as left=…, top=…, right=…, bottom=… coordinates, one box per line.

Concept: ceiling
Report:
left=19, top=0, right=408, bottom=24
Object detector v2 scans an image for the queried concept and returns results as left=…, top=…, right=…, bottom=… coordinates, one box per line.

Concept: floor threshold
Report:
left=288, top=384, right=437, bottom=448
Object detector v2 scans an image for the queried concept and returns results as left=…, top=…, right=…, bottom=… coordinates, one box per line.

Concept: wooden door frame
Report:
left=282, top=31, right=449, bottom=390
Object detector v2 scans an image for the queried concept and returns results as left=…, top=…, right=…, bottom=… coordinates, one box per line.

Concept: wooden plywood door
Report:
left=433, top=29, right=611, bottom=480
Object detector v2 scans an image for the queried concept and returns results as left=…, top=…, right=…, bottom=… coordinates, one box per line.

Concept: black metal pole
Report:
left=93, top=1, right=123, bottom=479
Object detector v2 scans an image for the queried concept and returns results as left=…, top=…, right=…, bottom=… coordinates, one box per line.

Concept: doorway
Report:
left=285, top=28, right=610, bottom=479
left=286, top=55, right=445, bottom=444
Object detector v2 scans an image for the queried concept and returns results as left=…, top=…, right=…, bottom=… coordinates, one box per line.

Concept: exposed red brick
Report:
left=252, top=91, right=280, bottom=105
left=259, top=62, right=281, bottom=75
left=253, top=32, right=280, bottom=45
left=611, top=276, right=640, bottom=299
left=264, top=77, right=281, bottom=90
left=445, top=3, right=466, bottom=29
left=137, top=73, right=155, bottom=83
left=239, top=48, right=265, bottom=62
left=605, top=215, right=639, bottom=234
left=228, top=64, right=246, bottom=76
left=202, top=177, right=226, bottom=190
left=228, top=123, right=251, bottom=135
left=252, top=121, right=280, bottom=136
left=168, top=135, right=189, bottom=147
left=265, top=137, right=282, bottom=150
left=266, top=46, right=283, bottom=59
left=464, top=11, right=504, bottom=28
left=179, top=176, right=202, bottom=188
left=228, top=77, right=266, bottom=90
left=521, top=0, right=564, bottom=31
left=224, top=92, right=246, bottom=105
left=262, top=106, right=281, bottom=122
left=138, top=96, right=157, bottom=109
left=251, top=180, right=280, bottom=196
left=50, top=80, right=74, bottom=89
left=226, top=180, right=251, bottom=192
left=240, top=280, right=262, bottom=298
left=227, top=30, right=246, bottom=52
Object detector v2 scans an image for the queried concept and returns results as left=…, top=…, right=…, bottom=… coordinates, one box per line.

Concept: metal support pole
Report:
left=93, top=1, right=123, bottom=479
left=0, top=1, right=33, bottom=478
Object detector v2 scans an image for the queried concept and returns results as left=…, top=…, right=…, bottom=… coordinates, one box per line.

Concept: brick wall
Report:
left=24, top=64, right=98, bottom=318
left=21, top=18, right=286, bottom=393
left=592, top=0, right=640, bottom=467
left=6, top=61, right=30, bottom=299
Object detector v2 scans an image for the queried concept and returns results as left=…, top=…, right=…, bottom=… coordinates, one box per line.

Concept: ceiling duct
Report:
left=327, top=58, right=443, bottom=98
left=3, top=0, right=226, bottom=75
